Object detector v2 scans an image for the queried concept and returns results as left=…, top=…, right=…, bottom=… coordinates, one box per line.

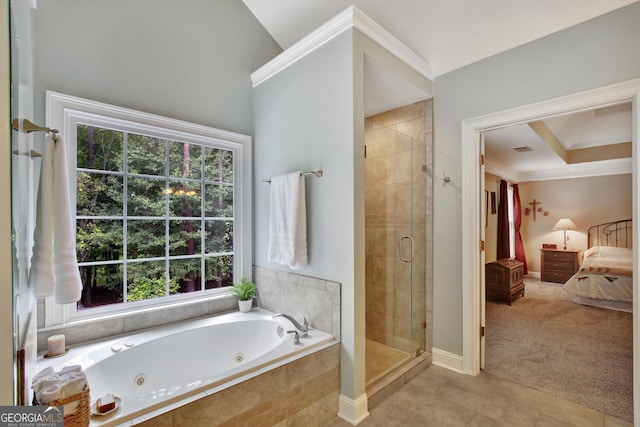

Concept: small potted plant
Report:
left=230, top=277, right=257, bottom=313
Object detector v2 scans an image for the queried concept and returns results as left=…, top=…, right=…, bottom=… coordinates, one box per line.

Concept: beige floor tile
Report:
left=466, top=412, right=533, bottom=427
left=436, top=380, right=541, bottom=426
left=322, top=416, right=353, bottom=427
left=388, top=382, right=476, bottom=425
left=605, top=414, right=633, bottom=427
left=534, top=412, right=580, bottom=427
left=365, top=339, right=411, bottom=386
left=324, top=366, right=634, bottom=427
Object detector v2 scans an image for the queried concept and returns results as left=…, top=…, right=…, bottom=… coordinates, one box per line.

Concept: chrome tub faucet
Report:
left=273, top=313, right=309, bottom=338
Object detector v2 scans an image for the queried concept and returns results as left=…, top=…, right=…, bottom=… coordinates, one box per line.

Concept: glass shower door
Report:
left=364, top=103, right=427, bottom=385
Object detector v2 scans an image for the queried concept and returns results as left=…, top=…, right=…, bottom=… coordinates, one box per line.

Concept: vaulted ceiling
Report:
left=243, top=1, right=637, bottom=181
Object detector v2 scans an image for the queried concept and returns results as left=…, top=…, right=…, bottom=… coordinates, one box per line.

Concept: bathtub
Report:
left=36, top=308, right=336, bottom=426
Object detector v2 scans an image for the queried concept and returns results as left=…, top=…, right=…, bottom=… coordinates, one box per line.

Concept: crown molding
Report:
left=251, top=6, right=432, bottom=87
left=486, top=157, right=632, bottom=182
left=517, top=158, right=632, bottom=182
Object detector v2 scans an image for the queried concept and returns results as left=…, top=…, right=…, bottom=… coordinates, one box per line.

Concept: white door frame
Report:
left=461, top=78, right=640, bottom=421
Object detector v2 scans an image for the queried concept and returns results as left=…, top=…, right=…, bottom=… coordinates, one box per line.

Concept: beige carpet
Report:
left=484, top=278, right=633, bottom=422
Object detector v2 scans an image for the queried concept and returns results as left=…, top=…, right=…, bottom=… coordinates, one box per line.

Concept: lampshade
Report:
left=552, top=218, right=576, bottom=231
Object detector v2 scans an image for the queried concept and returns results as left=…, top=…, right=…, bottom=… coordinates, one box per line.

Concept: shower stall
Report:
left=364, top=99, right=433, bottom=389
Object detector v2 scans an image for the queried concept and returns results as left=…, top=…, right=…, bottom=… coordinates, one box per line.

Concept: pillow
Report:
left=584, top=246, right=600, bottom=259
left=598, top=246, right=632, bottom=260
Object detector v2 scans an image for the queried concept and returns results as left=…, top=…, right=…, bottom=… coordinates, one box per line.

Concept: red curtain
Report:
left=512, top=183, right=528, bottom=274
left=496, top=180, right=510, bottom=259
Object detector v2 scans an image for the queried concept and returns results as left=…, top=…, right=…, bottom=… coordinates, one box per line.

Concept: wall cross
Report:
left=528, top=198, right=541, bottom=221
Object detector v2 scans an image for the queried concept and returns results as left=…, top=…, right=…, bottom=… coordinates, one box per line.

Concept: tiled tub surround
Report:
left=37, top=293, right=239, bottom=352
left=38, top=269, right=342, bottom=351
left=134, top=269, right=341, bottom=426
left=138, top=343, right=340, bottom=427
left=36, top=309, right=339, bottom=427
left=34, top=270, right=342, bottom=425
left=253, top=267, right=341, bottom=341
left=364, top=100, right=434, bottom=355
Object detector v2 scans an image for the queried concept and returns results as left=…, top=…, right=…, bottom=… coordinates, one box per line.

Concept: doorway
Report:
left=460, top=78, right=640, bottom=423
left=363, top=100, right=431, bottom=391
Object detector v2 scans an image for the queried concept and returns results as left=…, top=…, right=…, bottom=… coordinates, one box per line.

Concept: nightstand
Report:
left=540, top=249, right=581, bottom=283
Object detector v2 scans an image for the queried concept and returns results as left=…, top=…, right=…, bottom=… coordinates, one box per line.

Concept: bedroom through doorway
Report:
left=460, top=77, right=640, bottom=425
left=482, top=112, right=633, bottom=420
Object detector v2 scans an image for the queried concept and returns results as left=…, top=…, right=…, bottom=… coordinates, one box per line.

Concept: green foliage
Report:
left=127, top=277, right=179, bottom=302
left=230, top=277, right=256, bottom=301
left=75, top=123, right=236, bottom=309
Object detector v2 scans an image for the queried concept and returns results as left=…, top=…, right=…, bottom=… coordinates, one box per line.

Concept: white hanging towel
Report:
left=29, top=136, right=56, bottom=298
left=29, top=134, right=83, bottom=303
left=267, top=171, right=308, bottom=269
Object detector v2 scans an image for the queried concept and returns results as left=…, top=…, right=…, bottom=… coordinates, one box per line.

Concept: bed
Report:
left=562, top=219, right=633, bottom=312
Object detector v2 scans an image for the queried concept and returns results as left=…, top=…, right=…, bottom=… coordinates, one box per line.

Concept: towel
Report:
left=33, top=366, right=55, bottom=383
left=267, top=172, right=308, bottom=269
left=29, top=136, right=55, bottom=298
left=32, top=368, right=88, bottom=408
left=29, top=134, right=83, bottom=303
left=32, top=375, right=61, bottom=393
left=59, top=365, right=83, bottom=375
left=37, top=384, right=62, bottom=404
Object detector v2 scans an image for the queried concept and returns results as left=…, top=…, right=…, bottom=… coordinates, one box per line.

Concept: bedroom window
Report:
left=507, top=185, right=515, bottom=258
left=45, top=92, right=251, bottom=325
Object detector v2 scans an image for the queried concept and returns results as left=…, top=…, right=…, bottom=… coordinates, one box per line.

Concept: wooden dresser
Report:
left=539, top=249, right=580, bottom=284
left=485, top=259, right=525, bottom=305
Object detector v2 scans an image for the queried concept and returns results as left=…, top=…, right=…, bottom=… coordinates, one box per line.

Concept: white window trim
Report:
left=44, top=91, right=253, bottom=327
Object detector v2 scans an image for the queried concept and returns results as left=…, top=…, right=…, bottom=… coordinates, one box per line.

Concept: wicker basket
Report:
left=33, top=386, right=91, bottom=427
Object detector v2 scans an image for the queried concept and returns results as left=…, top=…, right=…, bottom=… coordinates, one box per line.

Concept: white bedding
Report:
left=562, top=246, right=633, bottom=303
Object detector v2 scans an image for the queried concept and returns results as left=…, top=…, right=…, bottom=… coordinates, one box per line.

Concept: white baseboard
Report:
left=526, top=271, right=541, bottom=279
left=432, top=347, right=464, bottom=374
left=337, top=393, right=369, bottom=425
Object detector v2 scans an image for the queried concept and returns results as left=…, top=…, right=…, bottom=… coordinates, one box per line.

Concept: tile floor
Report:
left=365, top=339, right=411, bottom=388
left=324, top=365, right=633, bottom=427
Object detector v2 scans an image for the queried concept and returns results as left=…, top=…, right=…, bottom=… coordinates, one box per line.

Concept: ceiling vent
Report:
left=513, top=146, right=533, bottom=153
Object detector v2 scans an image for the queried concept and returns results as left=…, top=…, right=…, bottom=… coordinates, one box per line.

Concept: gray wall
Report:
left=33, top=0, right=281, bottom=136
left=8, top=0, right=280, bottom=404
left=253, top=30, right=358, bottom=396
left=253, top=26, right=432, bottom=406
left=432, top=2, right=640, bottom=355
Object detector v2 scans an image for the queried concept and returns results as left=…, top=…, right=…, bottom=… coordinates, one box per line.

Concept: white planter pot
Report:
left=238, top=299, right=253, bottom=313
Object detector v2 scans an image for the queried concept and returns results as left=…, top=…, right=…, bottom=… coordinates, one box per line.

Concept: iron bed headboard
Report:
left=587, top=219, right=632, bottom=249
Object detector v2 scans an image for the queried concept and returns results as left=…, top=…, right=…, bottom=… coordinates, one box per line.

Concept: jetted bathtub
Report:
left=36, top=308, right=335, bottom=426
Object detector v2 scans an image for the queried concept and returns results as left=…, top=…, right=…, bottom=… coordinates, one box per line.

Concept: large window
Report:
left=76, top=124, right=234, bottom=309
left=46, top=92, right=251, bottom=325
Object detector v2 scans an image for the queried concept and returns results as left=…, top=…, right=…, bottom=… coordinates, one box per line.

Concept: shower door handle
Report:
left=399, top=235, right=414, bottom=263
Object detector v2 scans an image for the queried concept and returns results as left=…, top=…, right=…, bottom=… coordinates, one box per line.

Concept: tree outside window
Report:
left=76, top=124, right=234, bottom=310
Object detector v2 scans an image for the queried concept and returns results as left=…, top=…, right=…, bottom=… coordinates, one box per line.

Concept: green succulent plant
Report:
left=230, top=277, right=257, bottom=301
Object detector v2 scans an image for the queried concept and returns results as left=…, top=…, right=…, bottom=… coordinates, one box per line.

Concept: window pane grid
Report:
left=76, top=123, right=236, bottom=310
left=122, top=131, right=130, bottom=303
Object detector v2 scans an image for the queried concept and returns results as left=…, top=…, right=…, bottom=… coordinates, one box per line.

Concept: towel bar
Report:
left=12, top=118, right=60, bottom=141
left=263, top=170, right=323, bottom=183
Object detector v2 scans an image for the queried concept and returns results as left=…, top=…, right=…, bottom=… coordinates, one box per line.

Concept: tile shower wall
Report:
left=364, top=100, right=433, bottom=354
left=253, top=267, right=341, bottom=341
